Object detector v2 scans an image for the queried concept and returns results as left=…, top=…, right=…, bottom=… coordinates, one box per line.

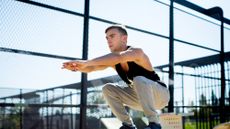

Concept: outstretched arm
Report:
left=83, top=48, right=144, bottom=67
left=62, top=62, right=108, bottom=73
left=62, top=47, right=146, bottom=73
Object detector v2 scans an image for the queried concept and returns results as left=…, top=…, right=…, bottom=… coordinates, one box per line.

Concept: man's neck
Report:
left=120, top=45, right=129, bottom=51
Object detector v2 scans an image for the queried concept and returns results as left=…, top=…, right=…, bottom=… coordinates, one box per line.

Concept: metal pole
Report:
left=181, top=67, right=185, bottom=129
left=61, top=89, right=65, bottom=129
left=204, top=6, right=226, bottom=123
left=20, top=89, right=23, bottom=129
left=46, top=90, right=49, bottom=129
left=70, top=92, right=73, bottom=129
left=79, top=0, right=90, bottom=128
left=203, top=66, right=208, bottom=129
left=51, top=90, right=54, bottom=129
left=219, top=9, right=226, bottom=123
left=181, top=66, right=184, bottom=113
left=195, top=67, right=198, bottom=129
left=168, top=0, right=174, bottom=112
left=3, top=98, right=6, bottom=129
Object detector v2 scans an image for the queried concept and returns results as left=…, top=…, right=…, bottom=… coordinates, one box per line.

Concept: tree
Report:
left=199, top=93, right=207, bottom=106
left=211, top=90, right=218, bottom=106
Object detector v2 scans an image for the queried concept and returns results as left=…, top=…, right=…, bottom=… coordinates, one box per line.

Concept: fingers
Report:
left=62, top=61, right=79, bottom=71
left=62, top=60, right=86, bottom=72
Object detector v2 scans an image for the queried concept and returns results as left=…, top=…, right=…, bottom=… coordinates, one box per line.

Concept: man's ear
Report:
left=122, top=35, right=128, bottom=42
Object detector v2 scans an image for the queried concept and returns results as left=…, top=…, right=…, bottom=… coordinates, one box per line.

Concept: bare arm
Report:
left=62, top=62, right=108, bottom=73
left=85, top=48, right=144, bottom=67
left=76, top=65, right=109, bottom=73
left=62, top=47, right=152, bottom=72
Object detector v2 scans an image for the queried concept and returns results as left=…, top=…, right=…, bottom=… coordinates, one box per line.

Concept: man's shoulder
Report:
left=127, top=47, right=145, bottom=56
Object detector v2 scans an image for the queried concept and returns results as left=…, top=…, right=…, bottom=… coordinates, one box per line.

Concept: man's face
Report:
left=105, top=28, right=127, bottom=52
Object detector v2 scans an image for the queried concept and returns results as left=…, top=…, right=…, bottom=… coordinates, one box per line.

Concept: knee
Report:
left=102, top=83, right=115, bottom=95
left=133, top=76, right=147, bottom=86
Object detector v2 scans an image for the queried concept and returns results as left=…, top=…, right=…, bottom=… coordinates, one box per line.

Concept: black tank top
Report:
left=115, top=62, right=166, bottom=87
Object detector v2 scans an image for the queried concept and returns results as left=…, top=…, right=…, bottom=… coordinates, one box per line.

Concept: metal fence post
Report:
left=80, top=0, right=90, bottom=129
left=168, top=0, right=175, bottom=113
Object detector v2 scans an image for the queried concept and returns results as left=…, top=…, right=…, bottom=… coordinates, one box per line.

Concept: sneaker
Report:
left=119, top=123, right=137, bottom=129
left=144, top=122, right=162, bottom=129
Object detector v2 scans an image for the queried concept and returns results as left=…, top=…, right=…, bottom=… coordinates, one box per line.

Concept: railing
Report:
left=1, top=0, right=230, bottom=129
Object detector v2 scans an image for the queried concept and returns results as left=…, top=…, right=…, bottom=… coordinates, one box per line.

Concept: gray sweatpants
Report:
left=102, top=76, right=170, bottom=125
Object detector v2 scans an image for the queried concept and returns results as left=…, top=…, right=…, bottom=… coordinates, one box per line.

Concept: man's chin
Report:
left=109, top=48, right=120, bottom=53
left=109, top=49, right=115, bottom=52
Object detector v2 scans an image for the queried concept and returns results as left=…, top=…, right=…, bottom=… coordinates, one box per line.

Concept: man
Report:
left=62, top=24, right=170, bottom=129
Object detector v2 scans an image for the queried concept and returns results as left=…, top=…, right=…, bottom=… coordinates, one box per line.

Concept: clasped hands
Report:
left=62, top=60, right=87, bottom=72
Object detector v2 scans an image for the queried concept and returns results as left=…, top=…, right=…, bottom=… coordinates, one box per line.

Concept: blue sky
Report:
left=1, top=0, right=230, bottom=105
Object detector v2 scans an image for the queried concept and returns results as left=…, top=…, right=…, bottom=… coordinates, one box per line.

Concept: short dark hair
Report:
left=105, top=24, right=128, bottom=35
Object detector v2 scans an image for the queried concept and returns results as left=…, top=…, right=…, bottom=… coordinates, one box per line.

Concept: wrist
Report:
left=84, top=60, right=90, bottom=67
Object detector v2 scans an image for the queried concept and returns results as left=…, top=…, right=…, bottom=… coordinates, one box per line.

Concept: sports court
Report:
left=1, top=0, right=230, bottom=129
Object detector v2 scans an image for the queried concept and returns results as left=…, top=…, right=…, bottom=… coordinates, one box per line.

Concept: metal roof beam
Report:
left=174, top=0, right=230, bottom=25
